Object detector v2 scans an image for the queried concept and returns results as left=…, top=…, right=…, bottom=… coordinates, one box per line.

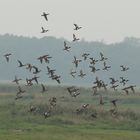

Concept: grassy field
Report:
left=0, top=83, right=140, bottom=140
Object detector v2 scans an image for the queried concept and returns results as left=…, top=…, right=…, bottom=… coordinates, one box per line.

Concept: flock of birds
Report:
left=2, top=12, right=137, bottom=118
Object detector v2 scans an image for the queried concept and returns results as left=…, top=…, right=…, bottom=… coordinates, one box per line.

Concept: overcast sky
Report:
left=0, top=0, right=140, bottom=43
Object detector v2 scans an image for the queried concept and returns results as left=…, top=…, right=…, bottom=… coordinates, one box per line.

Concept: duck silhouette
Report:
left=17, top=60, right=26, bottom=67
left=70, top=69, right=76, bottom=78
left=41, top=84, right=48, bottom=93
left=41, top=12, right=49, bottom=21
left=120, top=77, right=129, bottom=86
left=4, top=53, right=12, bottom=62
left=89, top=58, right=98, bottom=65
left=103, top=61, right=111, bottom=71
left=122, top=85, right=136, bottom=93
left=16, top=86, right=25, bottom=95
left=100, top=52, right=108, bottom=61
left=12, top=76, right=22, bottom=85
left=73, top=56, right=82, bottom=68
left=120, top=65, right=129, bottom=71
left=32, top=75, right=40, bottom=84
left=44, top=111, right=51, bottom=118
left=63, top=41, right=71, bottom=52
left=82, top=53, right=90, bottom=60
left=47, top=66, right=56, bottom=76
left=26, top=63, right=33, bottom=72
left=89, top=65, right=100, bottom=73
left=73, top=34, right=80, bottom=42
left=78, top=70, right=86, bottom=78
left=41, top=27, right=49, bottom=33
left=110, top=84, right=119, bottom=91
left=109, top=77, right=118, bottom=85
left=110, top=99, right=118, bottom=108
left=32, top=66, right=41, bottom=74
left=74, top=24, right=82, bottom=30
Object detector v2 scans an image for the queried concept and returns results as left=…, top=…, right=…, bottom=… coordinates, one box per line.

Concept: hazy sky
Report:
left=0, top=0, right=140, bottom=43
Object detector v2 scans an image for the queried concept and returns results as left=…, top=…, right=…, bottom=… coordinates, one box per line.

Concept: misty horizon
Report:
left=1, top=33, right=140, bottom=45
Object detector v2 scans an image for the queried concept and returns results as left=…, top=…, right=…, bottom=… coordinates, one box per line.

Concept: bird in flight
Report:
left=82, top=104, right=89, bottom=109
left=110, top=99, right=118, bottom=108
left=26, top=63, right=33, bottom=72
left=63, top=41, right=71, bottom=52
left=67, top=86, right=80, bottom=97
left=32, top=66, right=41, bottom=74
left=82, top=53, right=90, bottom=61
left=41, top=27, right=49, bottom=33
left=51, top=74, right=61, bottom=84
left=109, top=77, right=118, bottom=85
left=44, top=111, right=51, bottom=118
left=110, top=84, right=119, bottom=91
left=4, top=53, right=12, bottom=62
left=47, top=66, right=56, bottom=76
left=70, top=69, right=76, bottom=78
left=102, top=61, right=111, bottom=71
left=78, top=70, right=86, bottom=78
left=120, top=65, right=129, bottom=71
left=41, top=84, right=48, bottom=93
left=120, top=77, right=129, bottom=86
left=12, top=76, right=22, bottom=85
left=74, top=24, right=82, bottom=30
left=16, top=86, right=25, bottom=95
left=90, top=58, right=98, bottom=65
left=72, top=56, right=82, bottom=68
left=89, top=65, right=100, bottom=73
left=41, top=12, right=49, bottom=21
left=100, top=52, right=108, bottom=61
left=32, top=75, right=40, bottom=84
left=73, top=34, right=80, bottom=42
left=122, top=85, right=136, bottom=93
left=26, top=78, right=33, bottom=86
left=17, top=60, right=26, bottom=67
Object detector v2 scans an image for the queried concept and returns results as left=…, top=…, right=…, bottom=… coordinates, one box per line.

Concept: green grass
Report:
left=1, top=126, right=140, bottom=140
left=0, top=84, right=140, bottom=140
left=0, top=119, right=140, bottom=140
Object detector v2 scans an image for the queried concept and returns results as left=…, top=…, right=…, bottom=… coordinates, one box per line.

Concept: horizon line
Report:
left=0, top=33, right=140, bottom=45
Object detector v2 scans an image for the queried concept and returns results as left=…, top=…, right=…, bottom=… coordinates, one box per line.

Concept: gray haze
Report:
left=0, top=0, right=140, bottom=43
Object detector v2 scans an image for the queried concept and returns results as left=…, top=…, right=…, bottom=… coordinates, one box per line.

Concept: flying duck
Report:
left=100, top=52, right=108, bottom=61
left=63, top=41, right=71, bottom=52
left=12, top=76, right=22, bottom=85
left=78, top=70, right=86, bottom=78
left=73, top=34, right=80, bottom=42
left=17, top=60, right=26, bottom=67
left=72, top=56, right=82, bottom=68
left=41, top=27, right=49, bottom=33
left=74, top=24, right=82, bottom=30
left=41, top=84, right=48, bottom=93
left=82, top=53, right=90, bottom=60
left=102, top=61, right=111, bottom=71
left=4, top=53, right=12, bottom=62
left=120, top=65, right=129, bottom=71
left=70, top=69, right=76, bottom=78
left=41, top=12, right=49, bottom=21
